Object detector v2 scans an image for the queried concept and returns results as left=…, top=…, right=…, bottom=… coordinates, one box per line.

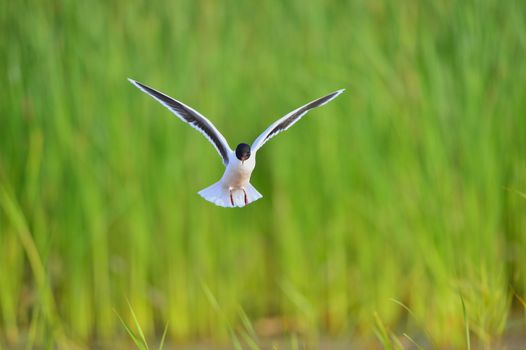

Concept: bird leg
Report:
left=243, top=188, right=248, bottom=205
left=230, top=189, right=234, bottom=206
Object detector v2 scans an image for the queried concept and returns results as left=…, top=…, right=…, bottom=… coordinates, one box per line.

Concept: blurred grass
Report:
left=1, top=0, right=525, bottom=348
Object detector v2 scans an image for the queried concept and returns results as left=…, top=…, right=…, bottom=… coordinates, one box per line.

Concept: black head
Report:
left=235, top=143, right=251, bottom=161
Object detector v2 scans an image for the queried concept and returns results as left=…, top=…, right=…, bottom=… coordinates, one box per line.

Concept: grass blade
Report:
left=158, top=322, right=169, bottom=350
left=460, top=295, right=471, bottom=350
left=126, top=300, right=150, bottom=350
left=115, top=309, right=147, bottom=350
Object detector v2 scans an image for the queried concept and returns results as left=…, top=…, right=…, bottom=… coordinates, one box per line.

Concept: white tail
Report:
left=198, top=181, right=263, bottom=208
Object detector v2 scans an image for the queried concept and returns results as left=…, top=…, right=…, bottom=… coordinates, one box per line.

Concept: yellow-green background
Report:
left=1, top=0, right=525, bottom=348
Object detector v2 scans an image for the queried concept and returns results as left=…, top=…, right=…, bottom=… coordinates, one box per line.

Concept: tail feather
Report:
left=198, top=181, right=262, bottom=208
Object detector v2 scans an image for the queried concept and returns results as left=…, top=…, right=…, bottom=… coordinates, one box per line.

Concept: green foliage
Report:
left=116, top=301, right=168, bottom=350
left=1, top=0, right=525, bottom=348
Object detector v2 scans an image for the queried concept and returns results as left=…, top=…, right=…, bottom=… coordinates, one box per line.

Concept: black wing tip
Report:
left=128, top=78, right=146, bottom=89
left=307, top=89, right=345, bottom=109
left=128, top=79, right=159, bottom=97
left=317, top=89, right=345, bottom=106
left=330, top=89, right=345, bottom=98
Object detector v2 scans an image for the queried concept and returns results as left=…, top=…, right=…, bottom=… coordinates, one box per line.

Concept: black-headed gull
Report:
left=128, top=79, right=344, bottom=208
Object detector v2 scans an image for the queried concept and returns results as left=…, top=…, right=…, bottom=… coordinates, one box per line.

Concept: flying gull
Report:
left=128, top=79, right=344, bottom=208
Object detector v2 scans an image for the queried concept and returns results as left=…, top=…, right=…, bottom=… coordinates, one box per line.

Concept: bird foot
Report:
left=229, top=188, right=248, bottom=206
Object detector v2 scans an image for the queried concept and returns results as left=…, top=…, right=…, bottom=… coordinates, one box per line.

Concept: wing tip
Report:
left=127, top=78, right=142, bottom=88
left=322, top=89, right=345, bottom=103
left=322, top=88, right=345, bottom=104
left=128, top=78, right=151, bottom=94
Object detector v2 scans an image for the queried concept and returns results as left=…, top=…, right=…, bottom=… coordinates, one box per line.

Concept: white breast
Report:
left=221, top=156, right=256, bottom=189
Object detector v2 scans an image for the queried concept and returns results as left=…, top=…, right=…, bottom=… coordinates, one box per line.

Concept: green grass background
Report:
left=1, top=0, right=525, bottom=348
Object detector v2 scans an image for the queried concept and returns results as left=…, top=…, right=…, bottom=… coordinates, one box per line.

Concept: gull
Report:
left=128, top=78, right=344, bottom=208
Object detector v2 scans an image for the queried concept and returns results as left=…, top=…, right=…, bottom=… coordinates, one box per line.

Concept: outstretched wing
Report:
left=251, top=89, right=344, bottom=153
left=128, top=79, right=232, bottom=165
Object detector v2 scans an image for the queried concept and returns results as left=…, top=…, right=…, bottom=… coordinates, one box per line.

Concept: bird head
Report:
left=235, top=143, right=251, bottom=164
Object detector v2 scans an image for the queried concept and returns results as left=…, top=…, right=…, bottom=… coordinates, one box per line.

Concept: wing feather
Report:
left=251, top=89, right=344, bottom=152
left=128, top=79, right=232, bottom=165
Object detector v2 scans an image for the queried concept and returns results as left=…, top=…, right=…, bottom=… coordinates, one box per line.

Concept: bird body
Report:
left=128, top=78, right=343, bottom=208
left=222, top=155, right=256, bottom=189
left=198, top=154, right=261, bottom=208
